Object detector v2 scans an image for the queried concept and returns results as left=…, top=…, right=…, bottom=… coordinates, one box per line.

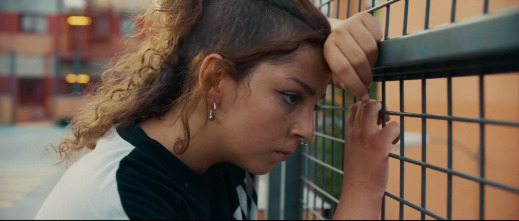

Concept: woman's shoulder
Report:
left=35, top=127, right=135, bottom=219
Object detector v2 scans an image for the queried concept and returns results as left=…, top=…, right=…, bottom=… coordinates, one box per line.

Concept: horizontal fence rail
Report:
left=266, top=0, right=519, bottom=220
left=373, top=6, right=519, bottom=81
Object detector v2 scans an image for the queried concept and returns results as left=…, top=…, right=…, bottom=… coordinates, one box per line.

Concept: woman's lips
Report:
left=274, top=150, right=291, bottom=161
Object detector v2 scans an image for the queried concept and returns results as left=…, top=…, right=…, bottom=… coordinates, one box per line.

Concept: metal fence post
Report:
left=267, top=163, right=282, bottom=220
left=284, top=144, right=303, bottom=220
left=52, top=52, right=59, bottom=120
left=9, top=50, right=16, bottom=125
left=304, top=2, right=519, bottom=220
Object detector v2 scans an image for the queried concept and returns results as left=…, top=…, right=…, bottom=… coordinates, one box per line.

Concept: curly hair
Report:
left=56, top=0, right=331, bottom=166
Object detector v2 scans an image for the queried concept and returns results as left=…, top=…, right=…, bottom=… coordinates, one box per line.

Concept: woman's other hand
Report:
left=324, top=13, right=382, bottom=102
left=333, top=100, right=400, bottom=220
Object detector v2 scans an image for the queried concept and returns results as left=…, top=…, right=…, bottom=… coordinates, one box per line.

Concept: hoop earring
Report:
left=300, top=137, right=308, bottom=146
left=209, top=102, right=216, bottom=121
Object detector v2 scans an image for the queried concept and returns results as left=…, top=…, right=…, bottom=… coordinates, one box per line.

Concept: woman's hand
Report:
left=324, top=13, right=382, bottom=102
left=333, top=100, right=400, bottom=220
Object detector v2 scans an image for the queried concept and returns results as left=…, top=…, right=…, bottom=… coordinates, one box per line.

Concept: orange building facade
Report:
left=0, top=0, right=145, bottom=123
left=323, top=0, right=519, bottom=219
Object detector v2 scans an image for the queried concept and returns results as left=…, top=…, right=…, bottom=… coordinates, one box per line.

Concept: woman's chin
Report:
left=246, top=164, right=277, bottom=175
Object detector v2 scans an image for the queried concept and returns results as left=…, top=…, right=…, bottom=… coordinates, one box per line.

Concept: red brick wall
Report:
left=0, top=11, right=20, bottom=33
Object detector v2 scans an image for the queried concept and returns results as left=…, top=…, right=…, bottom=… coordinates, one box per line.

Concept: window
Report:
left=20, top=13, right=47, bottom=33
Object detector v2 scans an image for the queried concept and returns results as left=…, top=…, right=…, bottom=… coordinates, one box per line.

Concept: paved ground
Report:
left=0, top=123, right=66, bottom=219
left=0, top=122, right=271, bottom=219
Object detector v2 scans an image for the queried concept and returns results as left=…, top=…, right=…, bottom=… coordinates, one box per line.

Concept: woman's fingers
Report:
left=347, top=100, right=399, bottom=150
left=324, top=12, right=382, bottom=102
left=357, top=12, right=382, bottom=43
left=335, top=32, right=373, bottom=89
left=377, top=113, right=391, bottom=125
left=358, top=100, right=381, bottom=132
left=345, top=102, right=358, bottom=134
left=324, top=43, right=369, bottom=100
left=378, top=121, right=401, bottom=149
left=349, top=23, right=379, bottom=68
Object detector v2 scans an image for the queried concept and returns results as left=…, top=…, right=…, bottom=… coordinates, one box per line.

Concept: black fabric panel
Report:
left=115, top=122, right=246, bottom=220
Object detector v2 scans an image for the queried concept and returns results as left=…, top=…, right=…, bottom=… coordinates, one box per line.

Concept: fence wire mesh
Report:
left=291, top=0, right=519, bottom=220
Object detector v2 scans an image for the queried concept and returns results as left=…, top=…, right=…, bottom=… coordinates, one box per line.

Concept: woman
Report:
left=36, top=0, right=399, bottom=219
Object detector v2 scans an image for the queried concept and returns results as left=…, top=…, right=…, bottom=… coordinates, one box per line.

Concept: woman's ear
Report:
left=198, top=53, right=228, bottom=105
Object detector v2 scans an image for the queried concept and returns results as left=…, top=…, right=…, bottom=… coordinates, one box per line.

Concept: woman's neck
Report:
left=138, top=106, right=224, bottom=174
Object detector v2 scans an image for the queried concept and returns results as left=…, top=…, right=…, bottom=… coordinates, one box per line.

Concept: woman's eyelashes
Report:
left=278, top=91, right=320, bottom=110
left=279, top=91, right=301, bottom=105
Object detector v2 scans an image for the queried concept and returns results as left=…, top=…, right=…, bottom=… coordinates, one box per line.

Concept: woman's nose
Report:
left=292, top=110, right=315, bottom=142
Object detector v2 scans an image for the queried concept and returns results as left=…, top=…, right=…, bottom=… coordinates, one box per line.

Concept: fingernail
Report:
left=361, top=93, right=370, bottom=102
left=339, top=82, right=345, bottom=90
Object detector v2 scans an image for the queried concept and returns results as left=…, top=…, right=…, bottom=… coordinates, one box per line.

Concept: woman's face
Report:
left=217, top=47, right=331, bottom=174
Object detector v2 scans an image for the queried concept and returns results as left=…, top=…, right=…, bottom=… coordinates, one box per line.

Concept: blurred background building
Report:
left=0, top=0, right=149, bottom=124
left=0, top=3, right=152, bottom=218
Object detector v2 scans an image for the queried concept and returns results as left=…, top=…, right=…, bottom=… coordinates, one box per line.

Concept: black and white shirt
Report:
left=36, top=122, right=258, bottom=220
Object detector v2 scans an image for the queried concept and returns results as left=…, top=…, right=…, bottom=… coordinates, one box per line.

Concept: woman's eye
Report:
left=282, top=93, right=300, bottom=105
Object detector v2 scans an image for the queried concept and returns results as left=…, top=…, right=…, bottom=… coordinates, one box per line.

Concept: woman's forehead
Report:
left=273, top=47, right=330, bottom=80
left=248, top=48, right=331, bottom=89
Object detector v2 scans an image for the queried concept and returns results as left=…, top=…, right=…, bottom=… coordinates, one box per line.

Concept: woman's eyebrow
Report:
left=287, top=76, right=316, bottom=95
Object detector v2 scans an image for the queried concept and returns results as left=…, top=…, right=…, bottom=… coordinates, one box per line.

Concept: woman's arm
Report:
left=323, top=13, right=400, bottom=220
left=332, top=100, right=399, bottom=220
